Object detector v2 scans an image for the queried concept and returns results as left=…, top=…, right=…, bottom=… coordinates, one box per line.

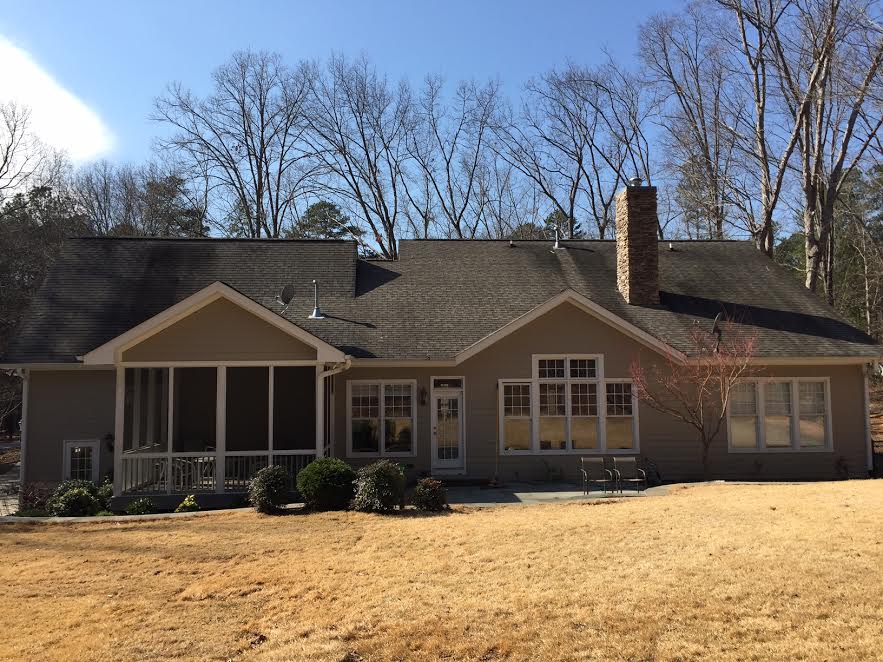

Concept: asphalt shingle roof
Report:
left=3, top=237, right=880, bottom=363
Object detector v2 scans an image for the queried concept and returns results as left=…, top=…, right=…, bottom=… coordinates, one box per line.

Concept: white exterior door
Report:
left=431, top=389, right=464, bottom=471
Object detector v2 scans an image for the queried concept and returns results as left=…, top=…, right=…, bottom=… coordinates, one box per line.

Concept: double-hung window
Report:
left=63, top=440, right=100, bottom=482
left=728, top=379, right=831, bottom=451
left=347, top=380, right=416, bottom=456
left=500, top=355, right=637, bottom=454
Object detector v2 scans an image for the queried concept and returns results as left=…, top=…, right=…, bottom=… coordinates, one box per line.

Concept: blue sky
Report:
left=0, top=0, right=683, bottom=164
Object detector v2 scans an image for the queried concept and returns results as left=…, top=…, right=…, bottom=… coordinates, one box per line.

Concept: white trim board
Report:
left=80, top=281, right=345, bottom=365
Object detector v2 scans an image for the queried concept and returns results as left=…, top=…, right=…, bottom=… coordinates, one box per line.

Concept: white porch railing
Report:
left=121, top=450, right=316, bottom=495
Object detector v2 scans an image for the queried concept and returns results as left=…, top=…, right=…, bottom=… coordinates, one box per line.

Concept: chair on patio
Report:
left=580, top=457, right=615, bottom=495
left=612, top=457, right=647, bottom=493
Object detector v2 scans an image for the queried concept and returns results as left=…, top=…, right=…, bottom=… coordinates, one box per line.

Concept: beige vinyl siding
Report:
left=333, top=302, right=870, bottom=482
left=122, top=298, right=317, bottom=362
left=25, top=369, right=116, bottom=485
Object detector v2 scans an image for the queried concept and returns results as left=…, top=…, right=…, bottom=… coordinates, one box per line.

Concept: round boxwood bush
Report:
left=296, top=458, right=356, bottom=510
left=352, top=460, right=405, bottom=513
left=174, top=494, right=200, bottom=513
left=412, top=478, right=448, bottom=512
left=249, top=465, right=290, bottom=514
left=49, top=488, right=100, bottom=517
left=126, top=498, right=155, bottom=515
left=48, top=480, right=101, bottom=517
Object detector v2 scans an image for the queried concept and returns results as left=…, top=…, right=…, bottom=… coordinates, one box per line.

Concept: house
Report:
left=3, top=184, right=881, bottom=506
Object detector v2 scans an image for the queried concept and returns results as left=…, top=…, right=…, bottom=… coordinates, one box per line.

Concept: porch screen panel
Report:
left=273, top=367, right=316, bottom=450
left=173, top=367, right=217, bottom=452
left=123, top=368, right=169, bottom=453
left=226, top=367, right=269, bottom=452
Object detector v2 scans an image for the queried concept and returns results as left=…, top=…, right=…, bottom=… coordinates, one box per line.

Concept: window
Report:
left=539, top=383, right=566, bottom=450
left=502, top=383, right=532, bottom=451
left=347, top=381, right=415, bottom=456
left=729, top=382, right=758, bottom=448
left=605, top=383, right=635, bottom=450
left=63, top=440, right=99, bottom=482
left=499, top=355, right=637, bottom=454
left=798, top=382, right=827, bottom=448
left=728, top=379, right=830, bottom=452
left=570, top=382, right=599, bottom=449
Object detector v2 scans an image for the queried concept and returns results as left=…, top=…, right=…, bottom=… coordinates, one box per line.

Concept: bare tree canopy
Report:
left=153, top=50, right=315, bottom=238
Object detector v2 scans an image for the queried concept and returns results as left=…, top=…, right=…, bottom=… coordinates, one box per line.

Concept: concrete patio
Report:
left=444, top=481, right=667, bottom=507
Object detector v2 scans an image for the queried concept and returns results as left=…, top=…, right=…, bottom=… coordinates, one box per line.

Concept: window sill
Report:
left=501, top=449, right=639, bottom=456
left=727, top=446, right=832, bottom=454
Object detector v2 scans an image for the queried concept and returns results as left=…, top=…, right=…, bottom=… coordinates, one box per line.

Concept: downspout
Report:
left=866, top=361, right=881, bottom=475
left=14, top=368, right=28, bottom=492
left=316, top=356, right=351, bottom=457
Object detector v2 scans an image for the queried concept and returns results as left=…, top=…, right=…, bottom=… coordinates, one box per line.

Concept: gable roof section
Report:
left=2, top=237, right=880, bottom=365
left=455, top=290, right=687, bottom=364
left=82, top=281, right=345, bottom=364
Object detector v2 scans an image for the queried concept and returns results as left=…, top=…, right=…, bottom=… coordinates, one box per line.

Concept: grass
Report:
left=2, top=482, right=883, bottom=661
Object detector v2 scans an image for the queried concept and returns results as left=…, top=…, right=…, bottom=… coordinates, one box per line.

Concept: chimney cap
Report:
left=627, top=177, right=644, bottom=187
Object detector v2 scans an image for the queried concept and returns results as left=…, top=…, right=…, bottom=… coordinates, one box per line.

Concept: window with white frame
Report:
left=499, top=355, right=637, bottom=454
left=347, top=381, right=415, bottom=456
left=502, top=383, right=532, bottom=451
left=728, top=379, right=831, bottom=451
left=605, top=382, right=635, bottom=450
left=63, top=440, right=100, bottom=482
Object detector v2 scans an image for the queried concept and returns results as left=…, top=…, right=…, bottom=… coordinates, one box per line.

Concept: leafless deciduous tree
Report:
left=304, top=55, right=411, bottom=258
left=153, top=50, right=315, bottom=238
left=769, top=0, right=883, bottom=301
left=631, top=320, right=758, bottom=476
left=0, top=102, right=65, bottom=210
left=405, top=77, right=499, bottom=238
left=640, top=5, right=745, bottom=240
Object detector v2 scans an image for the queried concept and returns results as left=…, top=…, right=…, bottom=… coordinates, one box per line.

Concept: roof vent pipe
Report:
left=552, top=226, right=561, bottom=251
left=308, top=279, right=326, bottom=320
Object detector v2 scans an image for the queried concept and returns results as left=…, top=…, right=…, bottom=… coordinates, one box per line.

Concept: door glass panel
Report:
left=436, top=396, right=460, bottom=460
left=68, top=444, right=94, bottom=481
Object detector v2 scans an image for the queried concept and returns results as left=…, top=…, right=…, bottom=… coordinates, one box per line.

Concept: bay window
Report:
left=728, top=379, right=831, bottom=451
left=499, top=355, right=637, bottom=454
left=347, top=380, right=416, bottom=456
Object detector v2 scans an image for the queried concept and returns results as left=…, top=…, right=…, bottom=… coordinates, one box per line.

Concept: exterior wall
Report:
left=122, top=298, right=317, bottom=362
left=25, top=369, right=116, bottom=485
left=333, top=302, right=871, bottom=482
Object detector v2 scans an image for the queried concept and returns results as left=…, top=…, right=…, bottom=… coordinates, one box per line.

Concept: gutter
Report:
left=13, top=368, right=28, bottom=492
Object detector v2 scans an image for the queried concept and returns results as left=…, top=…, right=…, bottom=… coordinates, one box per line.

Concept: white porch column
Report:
left=215, top=366, right=226, bottom=494
left=19, top=369, right=30, bottom=491
left=113, top=366, right=125, bottom=496
left=316, top=365, right=324, bottom=457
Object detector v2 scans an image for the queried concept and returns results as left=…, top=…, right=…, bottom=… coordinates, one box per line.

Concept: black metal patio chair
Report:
left=580, top=457, right=616, bottom=495
left=612, top=456, right=647, bottom=493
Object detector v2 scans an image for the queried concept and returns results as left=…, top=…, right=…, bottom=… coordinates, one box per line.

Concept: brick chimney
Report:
left=615, top=180, right=659, bottom=305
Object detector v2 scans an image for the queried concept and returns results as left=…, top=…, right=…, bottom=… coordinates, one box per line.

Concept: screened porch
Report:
left=115, top=365, right=332, bottom=496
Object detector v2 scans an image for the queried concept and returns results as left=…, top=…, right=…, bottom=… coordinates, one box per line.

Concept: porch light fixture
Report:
left=308, top=279, right=326, bottom=320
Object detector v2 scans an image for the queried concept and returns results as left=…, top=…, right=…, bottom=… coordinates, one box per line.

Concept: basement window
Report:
left=728, top=379, right=831, bottom=452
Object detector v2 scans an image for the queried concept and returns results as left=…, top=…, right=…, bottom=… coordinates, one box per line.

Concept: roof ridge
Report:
left=65, top=236, right=358, bottom=243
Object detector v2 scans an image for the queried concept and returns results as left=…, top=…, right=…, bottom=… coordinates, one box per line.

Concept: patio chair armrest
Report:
left=638, top=468, right=647, bottom=479
left=612, top=469, right=621, bottom=480
left=604, top=469, right=614, bottom=480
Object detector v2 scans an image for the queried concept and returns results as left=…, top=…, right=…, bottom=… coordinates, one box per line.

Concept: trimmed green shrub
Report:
left=249, top=465, right=290, bottom=514
left=96, top=510, right=115, bottom=517
left=352, top=460, right=405, bottom=513
left=47, top=480, right=101, bottom=517
left=296, top=458, right=356, bottom=511
left=125, top=498, right=154, bottom=516
left=174, top=495, right=200, bottom=513
left=412, top=478, right=447, bottom=512
left=49, top=487, right=100, bottom=517
left=97, top=479, right=114, bottom=510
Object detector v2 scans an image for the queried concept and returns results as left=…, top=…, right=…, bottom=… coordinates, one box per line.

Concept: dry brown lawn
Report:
left=2, top=482, right=883, bottom=661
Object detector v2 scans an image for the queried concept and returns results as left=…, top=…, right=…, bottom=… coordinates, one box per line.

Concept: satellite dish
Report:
left=276, top=284, right=295, bottom=312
